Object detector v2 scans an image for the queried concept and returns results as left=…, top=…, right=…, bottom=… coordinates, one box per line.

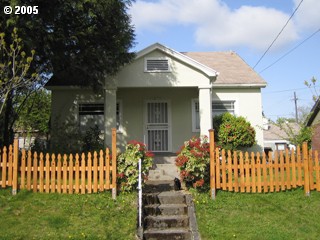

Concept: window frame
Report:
left=78, top=101, right=122, bottom=132
left=191, top=99, right=236, bottom=132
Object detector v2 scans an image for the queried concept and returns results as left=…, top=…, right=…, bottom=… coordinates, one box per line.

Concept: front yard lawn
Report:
left=193, top=188, right=320, bottom=240
left=0, top=189, right=137, bottom=240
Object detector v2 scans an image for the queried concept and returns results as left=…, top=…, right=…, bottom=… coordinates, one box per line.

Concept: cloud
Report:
left=293, top=0, right=320, bottom=31
left=129, top=0, right=314, bottom=51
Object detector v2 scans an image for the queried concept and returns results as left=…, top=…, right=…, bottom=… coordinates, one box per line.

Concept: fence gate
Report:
left=146, top=101, right=170, bottom=152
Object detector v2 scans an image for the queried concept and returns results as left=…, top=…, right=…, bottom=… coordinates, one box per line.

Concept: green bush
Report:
left=217, top=113, right=256, bottom=151
left=117, top=140, right=154, bottom=192
left=175, top=136, right=210, bottom=190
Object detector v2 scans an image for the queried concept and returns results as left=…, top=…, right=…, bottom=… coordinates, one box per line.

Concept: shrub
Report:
left=175, top=136, right=210, bottom=190
left=117, top=140, right=154, bottom=192
left=218, top=113, right=256, bottom=151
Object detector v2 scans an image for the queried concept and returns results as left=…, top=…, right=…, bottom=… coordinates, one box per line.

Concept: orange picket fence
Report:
left=0, top=128, right=117, bottom=197
left=209, top=129, right=319, bottom=198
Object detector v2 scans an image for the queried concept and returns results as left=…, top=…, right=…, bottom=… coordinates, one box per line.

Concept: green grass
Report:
left=0, top=188, right=137, bottom=240
left=192, top=188, right=320, bottom=240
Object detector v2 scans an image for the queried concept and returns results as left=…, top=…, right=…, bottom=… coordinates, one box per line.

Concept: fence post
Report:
left=12, top=139, right=19, bottom=195
left=209, top=129, right=216, bottom=199
left=111, top=128, right=117, bottom=199
left=302, top=142, right=310, bottom=197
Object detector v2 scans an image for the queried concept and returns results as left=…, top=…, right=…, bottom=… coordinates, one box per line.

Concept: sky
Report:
left=128, top=0, right=320, bottom=121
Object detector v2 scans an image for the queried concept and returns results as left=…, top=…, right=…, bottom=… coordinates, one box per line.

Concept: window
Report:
left=192, top=99, right=235, bottom=132
left=212, top=101, right=235, bottom=117
left=145, top=58, right=170, bottom=72
left=79, top=102, right=121, bottom=131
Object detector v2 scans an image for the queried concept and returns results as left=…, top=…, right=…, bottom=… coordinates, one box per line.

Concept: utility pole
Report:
left=293, top=92, right=298, bottom=123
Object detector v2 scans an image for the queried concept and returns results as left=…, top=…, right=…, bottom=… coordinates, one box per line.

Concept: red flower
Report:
left=145, top=151, right=154, bottom=158
left=193, top=178, right=204, bottom=187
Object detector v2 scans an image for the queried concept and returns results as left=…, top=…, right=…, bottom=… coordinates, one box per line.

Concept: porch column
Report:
left=104, top=87, right=117, bottom=148
left=199, top=86, right=212, bottom=136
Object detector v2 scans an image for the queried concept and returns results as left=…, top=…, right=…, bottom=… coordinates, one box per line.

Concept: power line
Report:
left=263, top=85, right=320, bottom=94
left=253, top=0, right=304, bottom=69
left=258, top=28, right=320, bottom=73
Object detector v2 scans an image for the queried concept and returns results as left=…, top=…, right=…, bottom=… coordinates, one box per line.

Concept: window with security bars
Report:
left=79, top=103, right=121, bottom=131
left=192, top=100, right=235, bottom=131
left=145, top=58, right=170, bottom=72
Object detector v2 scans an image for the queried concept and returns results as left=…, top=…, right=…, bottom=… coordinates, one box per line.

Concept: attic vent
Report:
left=145, top=58, right=170, bottom=72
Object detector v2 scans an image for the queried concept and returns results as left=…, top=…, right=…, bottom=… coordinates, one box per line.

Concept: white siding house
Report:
left=46, top=43, right=267, bottom=153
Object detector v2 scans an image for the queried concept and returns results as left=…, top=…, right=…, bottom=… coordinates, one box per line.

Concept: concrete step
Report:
left=157, top=191, right=186, bottom=205
left=155, top=164, right=179, bottom=179
left=144, top=215, right=189, bottom=229
left=143, top=228, right=191, bottom=240
left=153, top=155, right=177, bottom=165
left=143, top=180, right=175, bottom=193
left=144, top=204, right=188, bottom=216
left=148, top=169, right=174, bottom=181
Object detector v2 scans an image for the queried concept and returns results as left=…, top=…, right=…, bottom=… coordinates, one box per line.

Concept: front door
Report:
left=145, top=101, right=171, bottom=152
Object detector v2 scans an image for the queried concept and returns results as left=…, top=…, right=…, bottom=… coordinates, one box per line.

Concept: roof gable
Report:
left=136, top=43, right=218, bottom=80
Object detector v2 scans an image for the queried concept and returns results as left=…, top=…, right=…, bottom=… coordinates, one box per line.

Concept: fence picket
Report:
left=45, top=154, right=50, bottom=193
left=8, top=145, right=13, bottom=186
left=315, top=151, right=320, bottom=191
left=21, top=150, right=26, bottom=189
left=75, top=154, right=80, bottom=194
left=215, top=148, right=221, bottom=189
left=57, top=154, right=62, bottom=193
left=268, top=151, right=274, bottom=192
left=1, top=147, right=8, bottom=188
left=81, top=153, right=86, bottom=194
left=251, top=152, right=256, bottom=193
left=291, top=148, right=296, bottom=188
left=27, top=151, right=32, bottom=190
left=93, top=152, right=98, bottom=193
left=297, top=146, right=302, bottom=186
left=285, top=149, right=291, bottom=190
left=274, top=151, right=279, bottom=192
left=233, top=151, right=239, bottom=192
left=39, top=153, right=44, bottom=192
left=227, top=151, right=233, bottom=191
left=105, top=149, right=110, bottom=189
left=69, top=154, right=74, bottom=194
left=245, top=152, right=250, bottom=193
left=256, top=153, right=262, bottom=193
left=63, top=155, right=67, bottom=194
left=88, top=152, right=92, bottom=194
left=33, top=152, right=38, bottom=192
left=221, top=149, right=226, bottom=190
left=239, top=152, right=245, bottom=193
left=51, top=154, right=56, bottom=193
left=99, top=151, right=104, bottom=192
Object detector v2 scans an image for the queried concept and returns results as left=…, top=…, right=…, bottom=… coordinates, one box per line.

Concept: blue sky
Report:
left=129, top=0, right=320, bottom=120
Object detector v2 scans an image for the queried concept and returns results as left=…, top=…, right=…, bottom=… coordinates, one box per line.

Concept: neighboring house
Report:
left=306, top=98, right=320, bottom=151
left=263, top=117, right=299, bottom=153
left=46, top=43, right=267, bottom=153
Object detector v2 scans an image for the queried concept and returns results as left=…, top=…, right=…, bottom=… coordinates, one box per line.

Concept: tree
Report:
left=0, top=28, right=38, bottom=115
left=0, top=28, right=40, bottom=145
left=14, top=89, right=51, bottom=135
left=2, top=0, right=136, bottom=88
left=215, top=113, right=256, bottom=151
left=0, top=0, right=136, bottom=145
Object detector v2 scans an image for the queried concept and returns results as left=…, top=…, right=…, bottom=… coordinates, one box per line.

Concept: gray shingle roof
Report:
left=183, top=51, right=267, bottom=86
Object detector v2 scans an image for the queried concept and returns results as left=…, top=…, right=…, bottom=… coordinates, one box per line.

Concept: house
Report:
left=306, top=98, right=320, bottom=151
left=46, top=43, right=267, bottom=153
left=263, top=117, right=298, bottom=154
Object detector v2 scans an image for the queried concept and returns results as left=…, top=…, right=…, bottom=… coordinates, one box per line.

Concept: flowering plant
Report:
left=117, top=140, right=154, bottom=192
left=175, top=136, right=210, bottom=189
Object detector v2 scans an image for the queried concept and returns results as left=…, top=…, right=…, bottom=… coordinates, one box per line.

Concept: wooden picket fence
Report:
left=0, top=128, right=117, bottom=197
left=209, top=129, right=319, bottom=198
